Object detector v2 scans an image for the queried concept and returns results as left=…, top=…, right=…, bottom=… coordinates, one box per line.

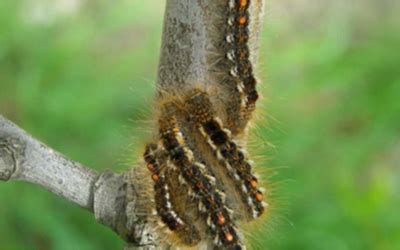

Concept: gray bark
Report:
left=0, top=115, right=156, bottom=249
left=0, top=115, right=98, bottom=209
left=157, top=0, right=208, bottom=91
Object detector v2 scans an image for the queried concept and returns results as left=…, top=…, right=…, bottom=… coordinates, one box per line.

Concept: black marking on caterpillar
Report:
left=185, top=90, right=265, bottom=219
left=144, top=144, right=201, bottom=246
left=158, top=105, right=243, bottom=249
left=214, top=0, right=259, bottom=134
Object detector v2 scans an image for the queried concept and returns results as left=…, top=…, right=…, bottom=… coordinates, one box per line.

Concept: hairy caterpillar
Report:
left=184, top=90, right=265, bottom=220
left=138, top=88, right=267, bottom=249
left=144, top=143, right=201, bottom=246
left=206, top=0, right=265, bottom=135
left=158, top=102, right=242, bottom=248
left=132, top=0, right=267, bottom=249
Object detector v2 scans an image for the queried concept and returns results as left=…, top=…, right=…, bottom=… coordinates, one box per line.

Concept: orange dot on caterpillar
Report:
left=239, top=0, right=248, bottom=9
left=255, top=190, right=263, bottom=202
left=217, top=212, right=226, bottom=225
left=152, top=174, right=159, bottom=182
left=238, top=16, right=247, bottom=25
left=250, top=177, right=258, bottom=189
left=224, top=231, right=234, bottom=242
left=147, top=163, right=155, bottom=172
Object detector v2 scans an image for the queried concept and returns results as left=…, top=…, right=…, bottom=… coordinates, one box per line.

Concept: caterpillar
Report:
left=207, top=0, right=263, bottom=135
left=140, top=87, right=267, bottom=248
left=144, top=144, right=201, bottom=246
left=184, top=90, right=265, bottom=220
left=158, top=103, right=243, bottom=248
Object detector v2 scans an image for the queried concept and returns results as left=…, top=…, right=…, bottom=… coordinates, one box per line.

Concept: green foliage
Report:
left=0, top=1, right=399, bottom=249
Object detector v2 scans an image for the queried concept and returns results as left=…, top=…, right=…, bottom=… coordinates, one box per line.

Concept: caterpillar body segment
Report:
left=184, top=90, right=265, bottom=220
left=158, top=104, right=244, bottom=249
left=207, top=0, right=262, bottom=135
left=144, top=144, right=201, bottom=246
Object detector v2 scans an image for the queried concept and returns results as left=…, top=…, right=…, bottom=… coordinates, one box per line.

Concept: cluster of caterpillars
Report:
left=142, top=0, right=264, bottom=248
left=220, top=0, right=259, bottom=134
left=143, top=89, right=265, bottom=249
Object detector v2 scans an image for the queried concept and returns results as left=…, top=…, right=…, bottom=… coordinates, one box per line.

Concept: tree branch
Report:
left=157, top=0, right=208, bottom=90
left=0, top=115, right=98, bottom=209
left=157, top=0, right=264, bottom=92
left=0, top=115, right=156, bottom=249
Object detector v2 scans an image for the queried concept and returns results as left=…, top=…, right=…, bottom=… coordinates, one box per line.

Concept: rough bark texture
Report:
left=157, top=0, right=208, bottom=91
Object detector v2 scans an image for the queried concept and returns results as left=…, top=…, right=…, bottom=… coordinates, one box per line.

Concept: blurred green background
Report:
left=1, top=0, right=399, bottom=249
